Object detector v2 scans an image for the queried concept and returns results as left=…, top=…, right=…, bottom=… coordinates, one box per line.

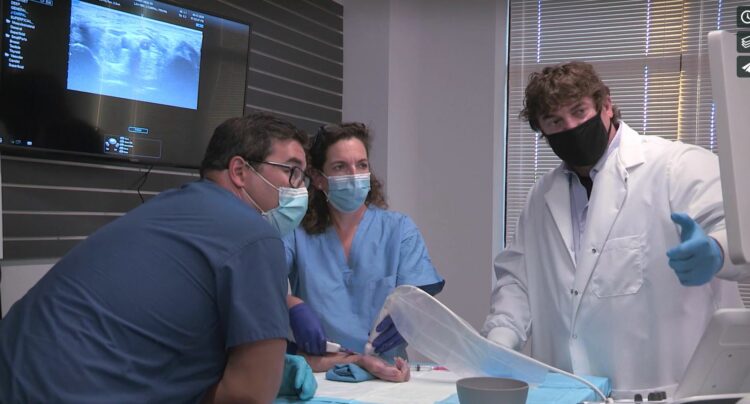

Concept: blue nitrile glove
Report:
left=666, top=212, right=724, bottom=286
left=372, top=315, right=406, bottom=354
left=289, top=303, right=327, bottom=355
left=278, top=354, right=317, bottom=400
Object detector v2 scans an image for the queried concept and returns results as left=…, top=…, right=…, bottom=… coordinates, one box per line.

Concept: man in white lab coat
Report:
left=481, top=61, right=750, bottom=399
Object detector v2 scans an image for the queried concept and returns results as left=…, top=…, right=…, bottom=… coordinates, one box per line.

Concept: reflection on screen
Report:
left=66, top=0, right=203, bottom=109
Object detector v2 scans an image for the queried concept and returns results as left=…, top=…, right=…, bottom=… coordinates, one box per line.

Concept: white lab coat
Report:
left=482, top=122, right=749, bottom=398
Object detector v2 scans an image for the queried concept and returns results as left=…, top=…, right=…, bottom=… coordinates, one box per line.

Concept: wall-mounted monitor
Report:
left=0, top=0, right=250, bottom=168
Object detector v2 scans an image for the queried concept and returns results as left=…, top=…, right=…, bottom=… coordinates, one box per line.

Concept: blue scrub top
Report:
left=284, top=207, right=443, bottom=356
left=0, top=180, right=290, bottom=403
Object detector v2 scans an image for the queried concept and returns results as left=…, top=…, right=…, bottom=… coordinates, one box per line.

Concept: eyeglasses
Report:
left=248, top=160, right=310, bottom=188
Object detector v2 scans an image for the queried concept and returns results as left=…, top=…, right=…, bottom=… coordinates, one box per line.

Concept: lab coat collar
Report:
left=570, top=121, right=645, bottom=325
left=545, top=166, right=576, bottom=267
left=614, top=121, right=646, bottom=171
left=544, top=121, right=647, bottom=325
left=544, top=121, right=641, bottom=268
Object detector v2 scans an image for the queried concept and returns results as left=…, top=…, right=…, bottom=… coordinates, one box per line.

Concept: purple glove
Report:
left=372, top=315, right=406, bottom=354
left=667, top=212, right=724, bottom=286
left=289, top=303, right=327, bottom=355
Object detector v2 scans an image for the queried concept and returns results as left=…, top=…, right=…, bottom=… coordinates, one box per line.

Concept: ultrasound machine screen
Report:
left=0, top=0, right=250, bottom=168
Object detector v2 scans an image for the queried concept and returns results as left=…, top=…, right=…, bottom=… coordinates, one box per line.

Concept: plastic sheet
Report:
left=385, top=285, right=549, bottom=384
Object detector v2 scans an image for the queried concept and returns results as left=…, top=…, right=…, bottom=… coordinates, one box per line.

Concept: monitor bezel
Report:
left=0, top=0, right=251, bottom=170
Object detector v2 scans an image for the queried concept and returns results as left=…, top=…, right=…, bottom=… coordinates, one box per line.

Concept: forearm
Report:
left=355, top=355, right=410, bottom=382
left=481, top=279, right=530, bottom=350
left=298, top=352, right=410, bottom=382
left=299, top=351, right=359, bottom=372
left=287, top=294, right=304, bottom=308
left=207, top=339, right=287, bottom=403
left=211, top=372, right=279, bottom=403
left=481, top=246, right=531, bottom=346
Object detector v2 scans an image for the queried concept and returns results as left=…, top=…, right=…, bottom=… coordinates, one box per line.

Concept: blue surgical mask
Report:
left=261, top=186, right=308, bottom=236
left=243, top=164, right=308, bottom=236
left=325, top=173, right=371, bottom=213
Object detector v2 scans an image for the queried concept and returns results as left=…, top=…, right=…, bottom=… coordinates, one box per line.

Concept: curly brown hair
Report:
left=520, top=61, right=621, bottom=133
left=302, top=122, right=388, bottom=234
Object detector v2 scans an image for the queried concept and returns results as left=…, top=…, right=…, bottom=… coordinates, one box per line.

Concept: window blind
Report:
left=505, top=0, right=748, bottom=306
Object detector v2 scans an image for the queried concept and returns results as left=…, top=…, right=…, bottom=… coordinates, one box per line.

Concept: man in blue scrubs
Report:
left=0, top=112, right=315, bottom=402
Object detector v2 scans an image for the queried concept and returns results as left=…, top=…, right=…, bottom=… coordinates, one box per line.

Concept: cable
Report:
left=538, top=360, right=612, bottom=403
left=388, top=286, right=613, bottom=403
left=458, top=312, right=613, bottom=401
left=136, top=165, right=153, bottom=203
left=476, top=322, right=611, bottom=401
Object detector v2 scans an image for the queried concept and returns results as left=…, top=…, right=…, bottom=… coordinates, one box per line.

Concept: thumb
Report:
left=671, top=212, right=697, bottom=242
left=300, top=374, right=317, bottom=400
left=293, top=360, right=306, bottom=391
left=376, top=315, right=393, bottom=332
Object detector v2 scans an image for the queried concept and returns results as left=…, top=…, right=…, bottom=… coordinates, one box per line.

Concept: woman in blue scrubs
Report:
left=285, top=122, right=445, bottom=360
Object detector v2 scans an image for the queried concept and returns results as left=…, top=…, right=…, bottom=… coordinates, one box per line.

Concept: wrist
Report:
left=287, top=295, right=304, bottom=309
left=487, top=327, right=520, bottom=350
left=289, top=302, right=308, bottom=317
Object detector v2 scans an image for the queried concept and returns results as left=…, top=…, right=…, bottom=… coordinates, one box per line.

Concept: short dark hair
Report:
left=302, top=122, right=388, bottom=234
left=199, top=112, right=308, bottom=177
left=520, top=61, right=621, bottom=132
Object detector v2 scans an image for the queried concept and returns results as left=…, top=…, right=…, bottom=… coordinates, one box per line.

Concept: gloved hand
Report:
left=289, top=303, right=327, bottom=355
left=666, top=212, right=724, bottom=286
left=372, top=315, right=406, bottom=354
left=486, top=327, right=519, bottom=350
left=278, top=354, right=317, bottom=400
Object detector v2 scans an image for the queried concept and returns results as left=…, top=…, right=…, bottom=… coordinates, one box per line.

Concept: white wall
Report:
left=343, top=0, right=508, bottom=331
left=1, top=259, right=55, bottom=317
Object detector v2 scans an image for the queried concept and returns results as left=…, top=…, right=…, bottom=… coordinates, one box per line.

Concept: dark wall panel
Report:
left=2, top=158, right=193, bottom=192
left=253, top=36, right=342, bottom=78
left=3, top=187, right=148, bottom=213
left=275, top=0, right=342, bottom=31
left=250, top=18, right=342, bottom=62
left=250, top=52, right=343, bottom=94
left=249, top=70, right=341, bottom=109
left=302, top=0, right=343, bottom=16
left=1, top=0, right=343, bottom=260
left=245, top=107, right=324, bottom=135
left=4, top=215, right=118, bottom=239
left=247, top=89, right=341, bottom=124
left=239, top=0, right=342, bottom=45
left=5, top=240, right=84, bottom=261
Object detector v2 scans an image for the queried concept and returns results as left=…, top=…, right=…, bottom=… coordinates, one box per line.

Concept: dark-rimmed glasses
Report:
left=248, top=160, right=310, bottom=188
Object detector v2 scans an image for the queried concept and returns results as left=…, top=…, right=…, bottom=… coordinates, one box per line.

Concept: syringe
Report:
left=409, top=364, right=448, bottom=371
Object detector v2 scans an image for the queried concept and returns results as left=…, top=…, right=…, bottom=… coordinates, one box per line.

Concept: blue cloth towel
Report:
left=436, top=373, right=611, bottom=404
left=325, top=364, right=376, bottom=383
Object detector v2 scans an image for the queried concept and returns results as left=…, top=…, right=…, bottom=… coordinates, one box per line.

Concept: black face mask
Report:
left=542, top=113, right=612, bottom=167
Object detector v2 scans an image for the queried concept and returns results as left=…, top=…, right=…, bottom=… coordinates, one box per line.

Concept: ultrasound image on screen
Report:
left=66, top=0, right=203, bottom=109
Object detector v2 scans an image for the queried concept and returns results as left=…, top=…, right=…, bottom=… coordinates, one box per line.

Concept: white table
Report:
left=312, top=369, right=460, bottom=404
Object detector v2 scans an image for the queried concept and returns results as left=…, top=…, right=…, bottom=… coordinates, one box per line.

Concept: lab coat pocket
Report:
left=591, top=235, right=645, bottom=298
left=351, top=274, right=397, bottom=316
